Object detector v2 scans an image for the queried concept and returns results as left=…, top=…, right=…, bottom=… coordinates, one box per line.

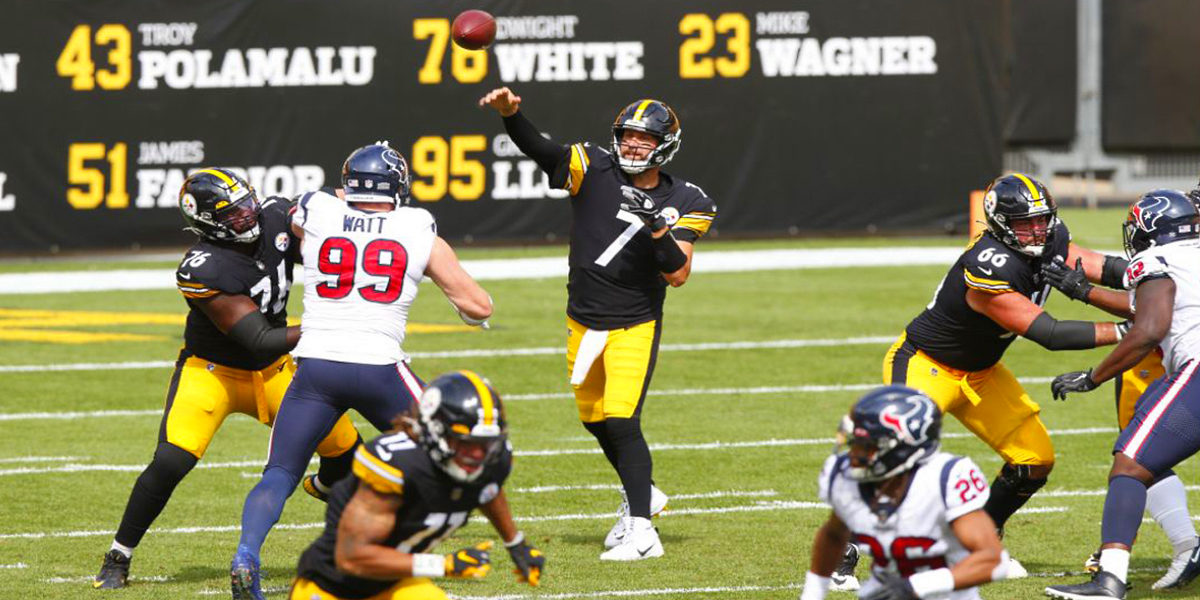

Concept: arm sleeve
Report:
left=226, top=310, right=292, bottom=358
left=502, top=110, right=571, bottom=175
left=1023, top=312, right=1098, bottom=350
left=941, top=456, right=990, bottom=521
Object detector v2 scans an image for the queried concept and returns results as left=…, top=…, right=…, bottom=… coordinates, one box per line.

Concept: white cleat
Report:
left=830, top=544, right=860, bottom=591
left=1153, top=538, right=1200, bottom=590
left=604, top=486, right=669, bottom=549
left=1006, top=556, right=1029, bottom=579
left=600, top=517, right=663, bottom=561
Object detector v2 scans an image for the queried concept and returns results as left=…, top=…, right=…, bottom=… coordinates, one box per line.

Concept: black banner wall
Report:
left=0, top=0, right=1005, bottom=252
left=1004, top=0, right=1076, bottom=145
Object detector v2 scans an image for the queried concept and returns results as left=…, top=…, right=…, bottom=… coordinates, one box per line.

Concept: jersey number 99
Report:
left=317, top=237, right=408, bottom=304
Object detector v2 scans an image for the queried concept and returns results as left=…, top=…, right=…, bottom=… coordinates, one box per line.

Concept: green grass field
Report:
left=2, top=207, right=1195, bottom=599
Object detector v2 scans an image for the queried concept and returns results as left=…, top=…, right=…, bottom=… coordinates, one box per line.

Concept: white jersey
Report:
left=818, top=452, right=990, bottom=600
left=1125, top=240, right=1200, bottom=373
left=291, top=190, right=436, bottom=364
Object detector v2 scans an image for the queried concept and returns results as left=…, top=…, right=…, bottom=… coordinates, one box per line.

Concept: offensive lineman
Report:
left=879, top=173, right=1127, bottom=582
left=480, top=87, right=718, bottom=560
left=93, top=169, right=362, bottom=589
left=231, top=143, right=493, bottom=599
left=289, top=371, right=545, bottom=599
left=801, top=386, right=1007, bottom=600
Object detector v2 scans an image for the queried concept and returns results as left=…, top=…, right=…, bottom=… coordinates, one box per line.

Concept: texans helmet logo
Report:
left=877, top=397, right=934, bottom=445
left=1132, top=195, right=1171, bottom=232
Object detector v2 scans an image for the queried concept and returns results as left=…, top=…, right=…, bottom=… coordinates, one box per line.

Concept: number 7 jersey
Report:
left=291, top=189, right=436, bottom=365
left=819, top=451, right=991, bottom=600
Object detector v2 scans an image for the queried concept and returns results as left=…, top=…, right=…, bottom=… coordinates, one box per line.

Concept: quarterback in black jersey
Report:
left=93, top=169, right=362, bottom=590
left=481, top=86, right=717, bottom=560
left=882, top=173, right=1126, bottom=577
left=291, top=371, right=544, bottom=600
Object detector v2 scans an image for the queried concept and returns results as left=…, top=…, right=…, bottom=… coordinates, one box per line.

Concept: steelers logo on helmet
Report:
left=274, top=232, right=290, bottom=253
left=181, top=193, right=198, bottom=217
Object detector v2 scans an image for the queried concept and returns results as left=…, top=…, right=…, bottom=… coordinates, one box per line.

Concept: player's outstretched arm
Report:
left=965, top=289, right=1122, bottom=350
left=480, top=490, right=544, bottom=586
left=946, top=510, right=1006, bottom=589
left=196, top=293, right=299, bottom=357
left=1066, top=243, right=1128, bottom=288
left=799, top=513, right=852, bottom=600
left=426, top=236, right=492, bottom=326
left=479, top=87, right=569, bottom=176
left=1041, top=256, right=1133, bottom=318
left=1087, top=277, right=1175, bottom=385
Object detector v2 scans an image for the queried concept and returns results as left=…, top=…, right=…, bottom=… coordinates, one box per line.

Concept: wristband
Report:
left=908, top=567, right=955, bottom=598
left=504, top=531, right=526, bottom=548
left=650, top=232, right=687, bottom=274
left=799, top=571, right=831, bottom=600
left=411, top=553, right=446, bottom=578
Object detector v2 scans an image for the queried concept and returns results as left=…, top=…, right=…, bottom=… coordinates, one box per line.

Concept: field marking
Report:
left=0, top=428, right=1117, bottom=478
left=1, top=562, right=28, bottom=569
left=0, top=335, right=899, bottom=374
left=0, top=455, right=83, bottom=463
left=449, top=583, right=805, bottom=600
left=47, top=574, right=170, bottom=584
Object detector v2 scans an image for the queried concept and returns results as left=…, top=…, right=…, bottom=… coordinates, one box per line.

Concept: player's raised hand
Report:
left=479, top=87, right=521, bottom=117
left=619, top=186, right=666, bottom=231
left=1041, top=257, right=1092, bottom=302
left=1051, top=369, right=1098, bottom=400
left=444, top=541, right=493, bottom=579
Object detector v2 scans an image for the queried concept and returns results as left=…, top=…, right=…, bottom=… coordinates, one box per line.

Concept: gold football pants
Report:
left=566, top=316, right=661, bottom=423
left=883, top=334, right=1054, bottom=466
left=1115, top=351, right=1166, bottom=428
left=289, top=576, right=446, bottom=600
left=159, top=351, right=359, bottom=459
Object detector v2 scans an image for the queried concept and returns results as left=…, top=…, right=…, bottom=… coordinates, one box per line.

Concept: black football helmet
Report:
left=179, top=168, right=261, bottom=243
left=983, top=173, right=1058, bottom=257
left=342, top=141, right=411, bottom=205
left=611, top=99, right=682, bottom=174
left=1123, top=189, right=1200, bottom=257
left=416, top=371, right=508, bottom=482
left=836, top=385, right=941, bottom=482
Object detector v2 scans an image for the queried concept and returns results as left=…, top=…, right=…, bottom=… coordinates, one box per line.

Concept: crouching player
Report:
left=289, top=371, right=545, bottom=599
left=801, top=386, right=1007, bottom=600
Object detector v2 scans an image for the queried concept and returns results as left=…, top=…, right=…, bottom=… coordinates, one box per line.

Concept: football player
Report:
left=93, top=169, right=362, bottom=589
left=880, top=173, right=1128, bottom=581
left=231, top=143, right=493, bottom=599
left=1047, top=190, right=1200, bottom=599
left=801, top=386, right=1007, bottom=600
left=479, top=87, right=717, bottom=560
left=288, top=371, right=545, bottom=600
left=1040, top=199, right=1200, bottom=589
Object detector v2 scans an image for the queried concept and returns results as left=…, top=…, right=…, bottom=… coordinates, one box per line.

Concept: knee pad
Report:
left=998, top=463, right=1048, bottom=496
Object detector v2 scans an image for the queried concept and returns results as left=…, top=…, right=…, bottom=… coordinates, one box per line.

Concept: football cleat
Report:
left=1155, top=538, right=1200, bottom=590
left=230, top=546, right=265, bottom=600
left=1007, top=555, right=1029, bottom=579
left=604, top=485, right=668, bottom=549
left=301, top=474, right=328, bottom=503
left=1044, top=570, right=1126, bottom=599
left=600, top=517, right=663, bottom=561
left=93, top=550, right=130, bottom=589
left=830, top=543, right=860, bottom=591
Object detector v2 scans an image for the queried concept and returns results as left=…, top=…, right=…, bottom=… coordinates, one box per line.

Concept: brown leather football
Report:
left=451, top=10, right=496, bottom=51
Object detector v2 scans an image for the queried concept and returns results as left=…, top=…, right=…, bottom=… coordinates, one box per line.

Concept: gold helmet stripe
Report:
left=1011, top=173, right=1042, bottom=200
left=631, top=99, right=655, bottom=122
left=197, top=168, right=239, bottom=191
left=458, top=370, right=495, bottom=426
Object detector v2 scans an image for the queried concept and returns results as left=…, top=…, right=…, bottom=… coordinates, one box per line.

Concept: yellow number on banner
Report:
left=57, top=25, right=95, bottom=90
left=414, top=19, right=450, bottom=84
left=678, top=14, right=715, bottom=79
left=451, top=45, right=487, bottom=83
left=412, top=136, right=449, bottom=200
left=67, top=143, right=128, bottom=209
left=679, top=13, right=750, bottom=79
left=714, top=13, right=750, bottom=77
left=95, top=25, right=132, bottom=90
left=448, top=135, right=487, bottom=200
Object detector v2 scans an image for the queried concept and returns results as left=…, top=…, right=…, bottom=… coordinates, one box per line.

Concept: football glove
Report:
left=1041, top=257, right=1092, bottom=302
left=1115, top=320, right=1132, bottom=341
left=445, top=541, right=492, bottom=579
left=620, top=185, right=667, bottom=231
left=505, top=534, right=544, bottom=586
left=861, top=573, right=918, bottom=600
left=1052, top=369, right=1098, bottom=400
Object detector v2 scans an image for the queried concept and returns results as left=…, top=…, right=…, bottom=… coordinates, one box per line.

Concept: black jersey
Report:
left=554, top=143, right=717, bottom=330
left=904, top=222, right=1071, bottom=372
left=296, top=432, right=512, bottom=599
left=175, top=197, right=298, bottom=371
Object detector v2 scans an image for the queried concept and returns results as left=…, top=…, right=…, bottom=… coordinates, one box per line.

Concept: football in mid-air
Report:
left=452, top=9, right=496, bottom=51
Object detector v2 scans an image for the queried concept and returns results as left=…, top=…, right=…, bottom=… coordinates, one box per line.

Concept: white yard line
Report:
left=0, top=248, right=965, bottom=295
left=0, top=562, right=28, bottom=569
left=448, top=583, right=805, bottom=600
left=0, top=428, right=1117, bottom=477
left=0, top=336, right=898, bottom=374
left=0, top=455, right=83, bottom=463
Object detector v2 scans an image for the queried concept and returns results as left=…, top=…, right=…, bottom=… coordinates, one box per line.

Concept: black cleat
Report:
left=93, top=550, right=130, bottom=589
left=1045, top=570, right=1127, bottom=600
left=831, top=543, right=860, bottom=591
left=301, top=474, right=328, bottom=502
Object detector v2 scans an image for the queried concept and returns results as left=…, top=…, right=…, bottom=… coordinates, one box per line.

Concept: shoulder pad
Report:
left=176, top=248, right=232, bottom=299
left=1125, top=252, right=1171, bottom=288
left=962, top=239, right=1021, bottom=294
left=352, top=433, right=421, bottom=496
left=939, top=455, right=989, bottom=520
